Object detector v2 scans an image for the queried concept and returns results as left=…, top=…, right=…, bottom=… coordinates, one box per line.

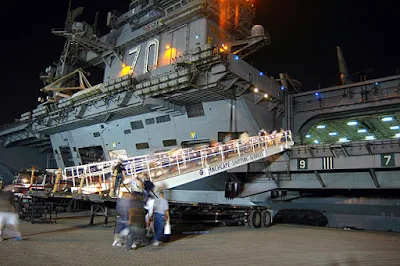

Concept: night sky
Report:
left=1, top=0, right=399, bottom=125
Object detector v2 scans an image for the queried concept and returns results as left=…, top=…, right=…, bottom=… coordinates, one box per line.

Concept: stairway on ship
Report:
left=62, top=131, right=294, bottom=196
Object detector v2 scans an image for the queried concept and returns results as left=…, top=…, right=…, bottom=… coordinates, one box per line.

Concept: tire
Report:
left=261, top=210, right=272, bottom=227
left=248, top=210, right=262, bottom=228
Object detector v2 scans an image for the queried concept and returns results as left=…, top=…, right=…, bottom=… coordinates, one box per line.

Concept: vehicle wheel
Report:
left=261, top=210, right=272, bottom=227
left=248, top=210, right=262, bottom=228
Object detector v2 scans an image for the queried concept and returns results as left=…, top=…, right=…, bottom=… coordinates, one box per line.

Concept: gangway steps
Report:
left=61, top=131, right=294, bottom=196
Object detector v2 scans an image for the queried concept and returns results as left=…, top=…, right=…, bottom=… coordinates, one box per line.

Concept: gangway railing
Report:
left=63, top=130, right=294, bottom=196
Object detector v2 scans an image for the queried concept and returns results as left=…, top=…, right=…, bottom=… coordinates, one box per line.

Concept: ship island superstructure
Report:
left=4, top=0, right=285, bottom=166
left=0, top=0, right=292, bottom=201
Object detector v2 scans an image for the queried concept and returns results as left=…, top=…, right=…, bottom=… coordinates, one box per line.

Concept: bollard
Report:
left=52, top=168, right=62, bottom=193
left=29, top=166, right=36, bottom=192
left=109, top=169, right=118, bottom=197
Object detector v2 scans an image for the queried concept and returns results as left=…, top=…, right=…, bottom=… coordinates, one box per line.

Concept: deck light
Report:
left=357, top=129, right=367, bottom=133
left=347, top=121, right=358, bottom=126
left=365, top=136, right=375, bottom=140
left=390, top=126, right=399, bottom=130
left=329, top=132, right=338, bottom=136
left=316, top=125, right=326, bottom=129
left=382, top=117, right=393, bottom=122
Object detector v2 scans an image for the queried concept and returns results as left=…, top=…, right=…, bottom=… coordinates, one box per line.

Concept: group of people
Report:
left=112, top=159, right=170, bottom=251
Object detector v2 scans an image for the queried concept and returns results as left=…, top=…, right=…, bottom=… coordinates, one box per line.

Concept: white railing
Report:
left=63, top=130, right=293, bottom=193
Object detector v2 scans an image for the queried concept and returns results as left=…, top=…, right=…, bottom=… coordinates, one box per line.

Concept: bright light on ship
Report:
left=390, top=126, right=400, bottom=130
left=357, top=129, right=367, bottom=133
left=338, top=138, right=349, bottom=143
left=253, top=87, right=259, bottom=93
left=305, top=135, right=311, bottom=138
left=365, top=136, right=376, bottom=140
left=395, top=133, right=400, bottom=138
left=329, top=132, right=338, bottom=136
left=316, top=125, right=326, bottom=129
left=314, top=140, right=319, bottom=144
left=263, top=93, right=268, bottom=98
left=347, top=121, right=358, bottom=126
left=382, top=117, right=393, bottom=122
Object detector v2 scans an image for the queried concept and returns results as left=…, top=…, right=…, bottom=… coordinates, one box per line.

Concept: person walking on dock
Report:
left=150, top=191, right=169, bottom=246
left=0, top=185, right=22, bottom=241
left=125, top=192, right=146, bottom=251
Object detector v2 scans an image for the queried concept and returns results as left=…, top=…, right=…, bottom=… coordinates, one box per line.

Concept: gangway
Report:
left=62, top=131, right=294, bottom=197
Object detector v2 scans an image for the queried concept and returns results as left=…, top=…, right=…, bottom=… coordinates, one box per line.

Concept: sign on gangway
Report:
left=207, top=151, right=266, bottom=175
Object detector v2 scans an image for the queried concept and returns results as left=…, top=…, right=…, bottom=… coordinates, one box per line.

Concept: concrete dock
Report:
left=1, top=213, right=400, bottom=266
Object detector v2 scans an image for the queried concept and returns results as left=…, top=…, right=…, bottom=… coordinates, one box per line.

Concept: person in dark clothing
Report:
left=143, top=174, right=154, bottom=203
left=125, top=192, right=146, bottom=251
left=113, top=158, right=126, bottom=195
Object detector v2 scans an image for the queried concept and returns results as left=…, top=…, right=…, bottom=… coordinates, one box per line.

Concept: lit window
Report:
left=163, top=139, right=177, bottom=147
left=136, top=142, right=149, bottom=150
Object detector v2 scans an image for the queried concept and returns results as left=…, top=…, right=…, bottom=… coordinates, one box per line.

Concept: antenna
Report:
left=336, top=46, right=351, bottom=85
left=65, top=0, right=73, bottom=28
left=93, top=11, right=99, bottom=34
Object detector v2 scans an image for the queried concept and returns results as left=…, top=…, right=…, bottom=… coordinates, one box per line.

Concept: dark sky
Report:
left=0, top=0, right=399, bottom=125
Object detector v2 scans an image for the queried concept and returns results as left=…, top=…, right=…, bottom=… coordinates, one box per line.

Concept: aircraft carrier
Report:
left=0, top=0, right=399, bottom=231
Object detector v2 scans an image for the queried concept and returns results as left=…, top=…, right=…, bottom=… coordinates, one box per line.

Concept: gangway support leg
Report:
left=369, top=169, right=380, bottom=188
left=89, top=204, right=95, bottom=225
left=103, top=206, right=108, bottom=227
left=89, top=203, right=109, bottom=226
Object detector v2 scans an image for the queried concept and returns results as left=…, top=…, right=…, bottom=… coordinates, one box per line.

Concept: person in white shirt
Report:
left=150, top=191, right=169, bottom=246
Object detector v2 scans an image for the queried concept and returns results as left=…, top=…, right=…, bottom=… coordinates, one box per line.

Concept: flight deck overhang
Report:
left=0, top=47, right=281, bottom=141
